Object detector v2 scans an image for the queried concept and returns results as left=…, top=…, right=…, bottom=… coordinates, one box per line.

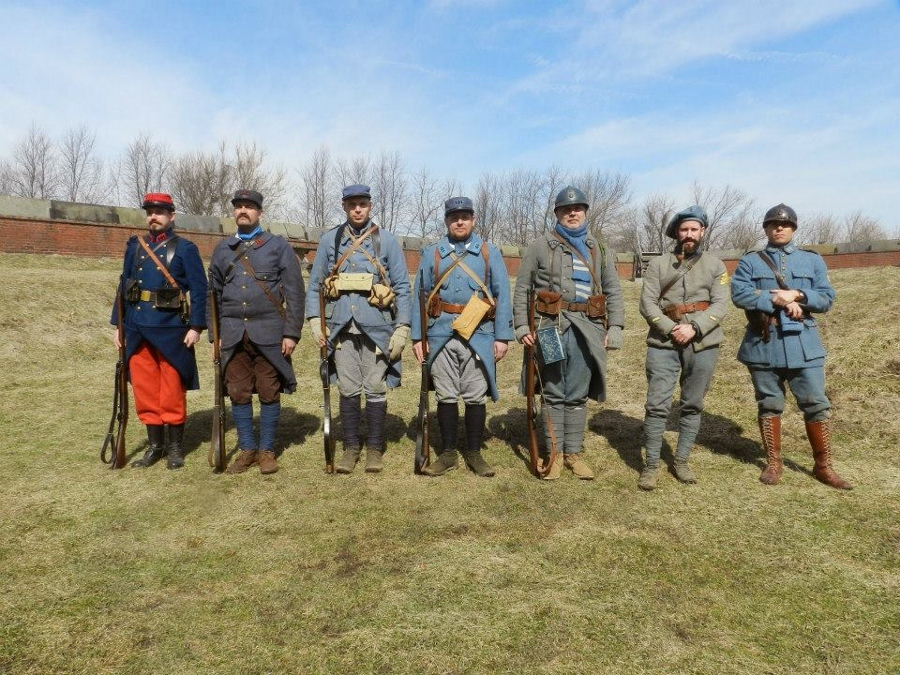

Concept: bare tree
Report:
left=58, top=125, right=109, bottom=204
left=8, top=123, right=58, bottom=199
left=0, top=159, right=13, bottom=195
left=299, top=145, right=334, bottom=229
left=797, top=213, right=842, bottom=246
left=474, top=173, right=504, bottom=245
left=408, top=166, right=444, bottom=239
left=570, top=169, right=632, bottom=240
left=233, top=141, right=290, bottom=220
left=334, top=154, right=371, bottom=191
left=502, top=168, right=545, bottom=245
left=371, top=150, right=406, bottom=232
left=844, top=210, right=887, bottom=243
left=638, top=194, right=677, bottom=254
left=540, top=165, right=566, bottom=233
left=115, top=133, right=169, bottom=208
left=689, top=182, right=753, bottom=251
left=170, top=142, right=232, bottom=216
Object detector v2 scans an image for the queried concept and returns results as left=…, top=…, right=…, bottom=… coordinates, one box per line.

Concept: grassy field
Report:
left=0, top=252, right=897, bottom=675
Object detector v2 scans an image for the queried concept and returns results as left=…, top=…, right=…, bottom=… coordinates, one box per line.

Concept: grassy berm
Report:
left=0, top=253, right=897, bottom=675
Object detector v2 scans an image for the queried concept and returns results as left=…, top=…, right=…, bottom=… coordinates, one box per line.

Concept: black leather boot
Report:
left=463, top=404, right=494, bottom=477
left=132, top=424, right=165, bottom=468
left=422, top=401, right=459, bottom=476
left=166, top=423, right=186, bottom=470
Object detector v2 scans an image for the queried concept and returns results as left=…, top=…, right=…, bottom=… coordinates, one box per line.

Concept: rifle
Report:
left=101, top=278, right=129, bottom=469
left=208, top=272, right=227, bottom=472
left=319, top=286, right=336, bottom=473
left=414, top=279, right=431, bottom=474
left=525, top=288, right=556, bottom=478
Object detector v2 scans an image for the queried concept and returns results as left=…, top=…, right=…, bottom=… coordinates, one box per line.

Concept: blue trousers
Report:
left=748, top=366, right=830, bottom=421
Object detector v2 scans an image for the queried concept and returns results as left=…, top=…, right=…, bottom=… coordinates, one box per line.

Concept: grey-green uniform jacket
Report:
left=639, top=251, right=729, bottom=352
left=513, top=233, right=624, bottom=402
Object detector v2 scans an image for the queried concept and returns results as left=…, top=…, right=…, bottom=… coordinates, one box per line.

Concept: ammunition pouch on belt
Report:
left=745, top=309, right=775, bottom=344
left=125, top=278, right=141, bottom=303
left=323, top=274, right=340, bottom=299
left=535, top=290, right=562, bottom=316
left=153, top=287, right=184, bottom=310
left=368, top=283, right=396, bottom=310
left=585, top=294, right=607, bottom=320
left=429, top=295, right=496, bottom=321
left=663, top=301, right=710, bottom=322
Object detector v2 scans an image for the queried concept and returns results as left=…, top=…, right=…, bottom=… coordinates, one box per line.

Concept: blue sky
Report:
left=1, top=0, right=897, bottom=228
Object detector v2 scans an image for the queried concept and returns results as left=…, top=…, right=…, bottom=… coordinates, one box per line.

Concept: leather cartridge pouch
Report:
left=323, top=274, right=340, bottom=299
left=451, top=295, right=493, bottom=341
left=535, top=290, right=562, bottom=316
left=335, top=272, right=374, bottom=292
left=368, top=283, right=396, bottom=310
left=154, top=287, right=184, bottom=310
left=586, top=294, right=607, bottom=319
left=663, top=305, right=684, bottom=322
left=125, top=278, right=141, bottom=303
left=427, top=292, right=443, bottom=318
left=536, top=325, right=565, bottom=365
left=745, top=309, right=772, bottom=344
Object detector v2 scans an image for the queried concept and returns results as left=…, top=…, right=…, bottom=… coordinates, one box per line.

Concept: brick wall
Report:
left=2, top=215, right=899, bottom=277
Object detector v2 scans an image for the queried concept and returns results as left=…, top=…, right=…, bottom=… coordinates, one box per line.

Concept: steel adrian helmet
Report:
left=554, top=186, right=590, bottom=211
left=762, top=203, right=798, bottom=229
left=665, top=205, right=709, bottom=239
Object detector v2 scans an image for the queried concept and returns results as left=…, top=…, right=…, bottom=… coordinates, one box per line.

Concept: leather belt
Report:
left=439, top=301, right=467, bottom=314
left=563, top=301, right=590, bottom=313
left=669, top=301, right=710, bottom=314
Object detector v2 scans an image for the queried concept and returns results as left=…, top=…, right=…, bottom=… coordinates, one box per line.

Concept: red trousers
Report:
left=129, top=342, right=187, bottom=425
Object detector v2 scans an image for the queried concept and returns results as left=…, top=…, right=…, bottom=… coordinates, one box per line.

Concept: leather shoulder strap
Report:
left=757, top=251, right=790, bottom=290
left=138, top=237, right=179, bottom=289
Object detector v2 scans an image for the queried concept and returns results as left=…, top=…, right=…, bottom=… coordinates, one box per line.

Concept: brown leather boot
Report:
left=758, top=416, right=783, bottom=485
left=226, top=450, right=258, bottom=474
left=806, top=420, right=852, bottom=490
left=258, top=450, right=279, bottom=475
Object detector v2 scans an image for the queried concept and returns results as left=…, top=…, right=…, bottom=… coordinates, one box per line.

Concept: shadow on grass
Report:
left=181, top=407, right=320, bottom=461
left=589, top=408, right=644, bottom=472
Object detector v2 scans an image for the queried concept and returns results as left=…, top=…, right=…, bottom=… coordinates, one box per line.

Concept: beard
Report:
left=680, top=240, right=698, bottom=255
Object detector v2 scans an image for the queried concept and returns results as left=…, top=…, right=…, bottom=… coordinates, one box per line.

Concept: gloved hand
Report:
left=606, top=325, right=623, bottom=350
left=388, top=324, right=410, bottom=360
left=308, top=318, right=329, bottom=345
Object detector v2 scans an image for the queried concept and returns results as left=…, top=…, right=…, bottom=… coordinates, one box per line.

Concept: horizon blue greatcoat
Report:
left=208, top=231, right=305, bottom=393
left=731, top=242, right=835, bottom=369
left=305, top=220, right=411, bottom=388
left=410, top=233, right=514, bottom=402
left=112, top=230, right=207, bottom=389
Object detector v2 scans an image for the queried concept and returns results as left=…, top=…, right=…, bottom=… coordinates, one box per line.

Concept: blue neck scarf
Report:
left=554, top=221, right=590, bottom=260
left=237, top=225, right=263, bottom=241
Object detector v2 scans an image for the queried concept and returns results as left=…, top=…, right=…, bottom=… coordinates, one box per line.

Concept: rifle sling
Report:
left=757, top=251, right=791, bottom=291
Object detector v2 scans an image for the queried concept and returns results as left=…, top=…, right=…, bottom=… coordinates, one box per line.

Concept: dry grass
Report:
left=0, top=253, right=897, bottom=675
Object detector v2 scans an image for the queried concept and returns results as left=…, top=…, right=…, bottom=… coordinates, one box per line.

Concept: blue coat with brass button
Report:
left=410, top=233, right=514, bottom=402
left=305, top=221, right=411, bottom=389
left=208, top=231, right=305, bottom=393
left=112, top=230, right=207, bottom=389
left=731, top=242, right=834, bottom=369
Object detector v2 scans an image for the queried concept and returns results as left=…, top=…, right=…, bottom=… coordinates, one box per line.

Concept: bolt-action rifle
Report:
left=525, top=287, right=556, bottom=478
left=414, top=278, right=431, bottom=474
left=208, top=272, right=227, bottom=472
left=319, top=286, right=336, bottom=473
left=101, top=278, right=129, bottom=469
